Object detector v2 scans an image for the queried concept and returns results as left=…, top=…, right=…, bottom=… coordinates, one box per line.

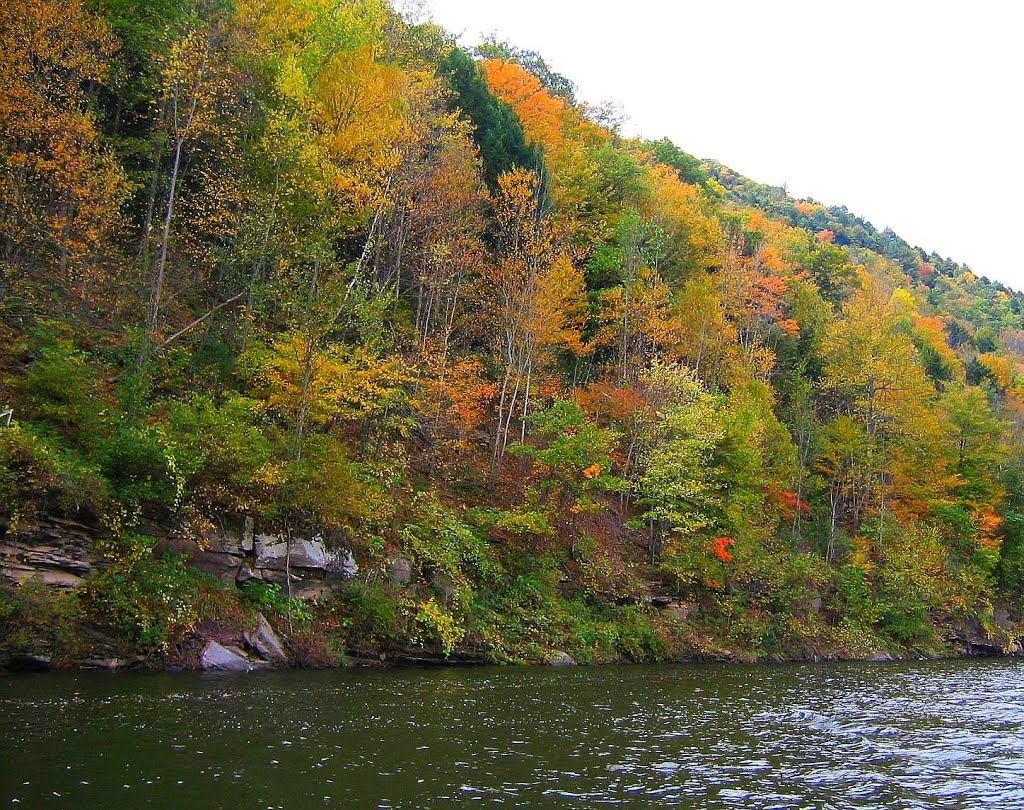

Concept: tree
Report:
left=489, top=168, right=586, bottom=462
left=0, top=0, right=128, bottom=311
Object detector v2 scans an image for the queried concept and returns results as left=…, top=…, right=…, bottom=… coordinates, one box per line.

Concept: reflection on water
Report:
left=2, top=660, right=1023, bottom=808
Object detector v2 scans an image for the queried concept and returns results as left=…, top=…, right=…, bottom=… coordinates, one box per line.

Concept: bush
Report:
left=163, top=394, right=275, bottom=513
left=414, top=598, right=463, bottom=656
left=91, top=421, right=183, bottom=513
left=80, top=539, right=201, bottom=651
left=337, top=583, right=398, bottom=644
left=0, top=425, right=107, bottom=525
left=239, top=580, right=313, bottom=624
left=878, top=604, right=931, bottom=645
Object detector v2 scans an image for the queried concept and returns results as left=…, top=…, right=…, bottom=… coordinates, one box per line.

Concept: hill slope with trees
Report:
left=2, top=0, right=1023, bottom=666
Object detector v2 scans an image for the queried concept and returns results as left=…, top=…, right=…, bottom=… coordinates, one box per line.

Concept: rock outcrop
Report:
left=160, top=517, right=359, bottom=600
left=200, top=640, right=263, bottom=672
left=0, top=516, right=106, bottom=590
left=1, top=514, right=359, bottom=603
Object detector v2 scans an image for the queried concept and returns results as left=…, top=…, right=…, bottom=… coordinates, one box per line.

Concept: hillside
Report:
left=2, top=0, right=1023, bottom=668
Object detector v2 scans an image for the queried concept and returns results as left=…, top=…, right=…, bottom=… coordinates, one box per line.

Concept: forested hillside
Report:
left=3, top=0, right=1023, bottom=666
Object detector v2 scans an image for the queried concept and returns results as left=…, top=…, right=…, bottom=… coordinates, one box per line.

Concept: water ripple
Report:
left=2, top=660, right=1024, bottom=807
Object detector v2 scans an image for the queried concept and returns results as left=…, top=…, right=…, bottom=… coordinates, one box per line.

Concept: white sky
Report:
left=424, top=0, right=1024, bottom=289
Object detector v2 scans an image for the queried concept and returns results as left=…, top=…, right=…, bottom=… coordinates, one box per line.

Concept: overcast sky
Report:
left=424, top=0, right=1024, bottom=289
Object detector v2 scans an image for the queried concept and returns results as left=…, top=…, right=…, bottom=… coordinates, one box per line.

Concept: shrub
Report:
left=336, top=583, right=398, bottom=644
left=239, top=580, right=313, bottom=624
left=414, top=598, right=463, bottom=656
left=0, top=425, right=107, bottom=525
left=80, top=539, right=201, bottom=651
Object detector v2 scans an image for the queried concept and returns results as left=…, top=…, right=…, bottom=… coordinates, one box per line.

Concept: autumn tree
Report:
left=0, top=0, right=128, bottom=313
left=489, top=168, right=586, bottom=462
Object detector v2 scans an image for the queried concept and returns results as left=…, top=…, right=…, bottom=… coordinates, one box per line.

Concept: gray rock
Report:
left=243, top=613, right=288, bottom=664
left=200, top=641, right=258, bottom=672
left=77, top=658, right=123, bottom=670
left=241, top=516, right=255, bottom=552
left=547, top=650, right=576, bottom=667
left=386, top=555, right=414, bottom=586
left=254, top=534, right=358, bottom=577
left=235, top=565, right=262, bottom=584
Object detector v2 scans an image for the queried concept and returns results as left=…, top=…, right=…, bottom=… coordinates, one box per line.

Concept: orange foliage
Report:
left=916, top=259, right=936, bottom=282
left=708, top=536, right=735, bottom=563
left=0, top=0, right=128, bottom=302
left=481, top=59, right=566, bottom=153
left=428, top=355, right=497, bottom=439
left=975, top=506, right=1003, bottom=551
left=575, top=380, right=649, bottom=426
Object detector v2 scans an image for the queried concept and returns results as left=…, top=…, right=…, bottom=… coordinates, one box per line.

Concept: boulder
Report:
left=546, top=650, right=576, bottom=667
left=235, top=565, right=262, bottom=584
left=243, top=613, right=288, bottom=664
left=200, top=641, right=259, bottom=672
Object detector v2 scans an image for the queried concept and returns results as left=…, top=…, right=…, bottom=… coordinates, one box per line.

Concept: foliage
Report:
left=3, top=0, right=1024, bottom=666
left=239, top=580, right=313, bottom=624
left=80, top=538, right=202, bottom=650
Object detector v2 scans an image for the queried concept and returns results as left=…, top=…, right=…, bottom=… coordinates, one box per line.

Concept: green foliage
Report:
left=163, top=394, right=275, bottom=513
left=239, top=580, right=313, bottom=624
left=440, top=47, right=538, bottom=185
left=401, top=494, right=502, bottom=598
left=0, top=425, right=108, bottom=524
left=509, top=400, right=624, bottom=510
left=80, top=539, right=201, bottom=651
left=92, top=421, right=184, bottom=513
left=21, top=327, right=104, bottom=442
left=336, top=583, right=398, bottom=643
left=646, top=137, right=707, bottom=187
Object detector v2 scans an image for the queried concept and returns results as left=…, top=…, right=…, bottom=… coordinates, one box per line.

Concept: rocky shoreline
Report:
left=3, top=515, right=1023, bottom=673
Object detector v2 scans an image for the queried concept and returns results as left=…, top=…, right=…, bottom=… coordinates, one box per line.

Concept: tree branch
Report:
left=157, top=290, right=246, bottom=352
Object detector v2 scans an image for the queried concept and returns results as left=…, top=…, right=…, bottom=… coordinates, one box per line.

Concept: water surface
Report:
left=3, top=660, right=1023, bottom=808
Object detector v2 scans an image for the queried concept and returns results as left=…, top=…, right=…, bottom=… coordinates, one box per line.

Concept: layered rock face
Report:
left=1, top=515, right=358, bottom=600
left=0, top=516, right=104, bottom=590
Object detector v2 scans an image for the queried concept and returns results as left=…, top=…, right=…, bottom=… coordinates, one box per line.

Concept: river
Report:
left=2, top=660, right=1023, bottom=808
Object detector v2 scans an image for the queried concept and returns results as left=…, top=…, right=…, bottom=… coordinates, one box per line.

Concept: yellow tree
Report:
left=820, top=281, right=944, bottom=549
left=0, top=0, right=128, bottom=310
left=489, top=168, right=586, bottom=462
